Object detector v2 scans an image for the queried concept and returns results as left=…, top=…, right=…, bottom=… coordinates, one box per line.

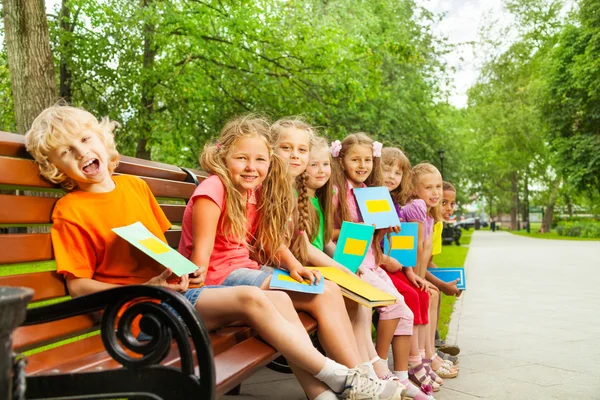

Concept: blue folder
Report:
left=269, top=268, right=325, bottom=294
left=333, top=221, right=375, bottom=273
left=428, top=267, right=466, bottom=290
left=353, top=186, right=399, bottom=229
left=383, top=222, right=419, bottom=267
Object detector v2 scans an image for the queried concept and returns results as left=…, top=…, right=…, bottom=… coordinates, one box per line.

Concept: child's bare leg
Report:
left=391, top=335, right=411, bottom=371
left=345, top=298, right=371, bottom=363
left=375, top=317, right=400, bottom=360
left=196, top=287, right=325, bottom=373
left=278, top=280, right=363, bottom=368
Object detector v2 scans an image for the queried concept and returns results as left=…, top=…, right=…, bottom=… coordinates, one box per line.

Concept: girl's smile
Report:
left=275, top=128, right=311, bottom=178
left=225, top=136, right=270, bottom=193
left=341, top=144, right=373, bottom=188
left=416, top=172, right=443, bottom=208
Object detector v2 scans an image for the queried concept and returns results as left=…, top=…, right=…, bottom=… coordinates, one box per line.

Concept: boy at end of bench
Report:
left=24, top=104, right=405, bottom=400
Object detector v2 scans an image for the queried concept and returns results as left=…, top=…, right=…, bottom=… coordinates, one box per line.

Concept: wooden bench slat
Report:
left=165, top=230, right=182, bottom=248
left=25, top=325, right=254, bottom=375
left=0, top=157, right=54, bottom=188
left=117, top=156, right=188, bottom=182
left=136, top=175, right=196, bottom=199
left=14, top=315, right=98, bottom=352
left=0, top=131, right=30, bottom=158
left=0, top=271, right=67, bottom=302
left=213, top=338, right=279, bottom=397
left=0, top=234, right=52, bottom=264
left=0, top=194, right=58, bottom=224
left=161, top=204, right=186, bottom=223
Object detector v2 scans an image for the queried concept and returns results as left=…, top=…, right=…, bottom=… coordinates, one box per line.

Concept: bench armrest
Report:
left=23, top=285, right=215, bottom=399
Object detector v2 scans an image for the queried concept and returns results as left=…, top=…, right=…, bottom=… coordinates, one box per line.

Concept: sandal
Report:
left=437, top=350, right=459, bottom=365
left=434, top=363, right=458, bottom=379
left=408, top=363, right=439, bottom=393
left=422, top=358, right=443, bottom=385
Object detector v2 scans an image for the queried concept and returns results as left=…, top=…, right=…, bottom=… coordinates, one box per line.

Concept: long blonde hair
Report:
left=200, top=115, right=294, bottom=264
left=271, top=117, right=317, bottom=264
left=294, top=137, right=334, bottom=258
left=411, top=163, right=443, bottom=222
left=382, top=147, right=412, bottom=207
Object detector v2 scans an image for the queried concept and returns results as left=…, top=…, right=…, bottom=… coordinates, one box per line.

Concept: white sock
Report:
left=314, top=389, right=339, bottom=400
left=361, top=361, right=378, bottom=379
left=315, top=358, right=350, bottom=393
left=394, top=370, right=409, bottom=380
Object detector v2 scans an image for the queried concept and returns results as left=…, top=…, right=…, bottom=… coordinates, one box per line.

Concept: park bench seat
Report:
left=0, top=130, right=317, bottom=399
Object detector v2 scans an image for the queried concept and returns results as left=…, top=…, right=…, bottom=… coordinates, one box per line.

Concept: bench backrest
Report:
left=0, top=131, right=204, bottom=353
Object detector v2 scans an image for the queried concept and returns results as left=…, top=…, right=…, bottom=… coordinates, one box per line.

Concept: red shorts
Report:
left=386, top=270, right=429, bottom=325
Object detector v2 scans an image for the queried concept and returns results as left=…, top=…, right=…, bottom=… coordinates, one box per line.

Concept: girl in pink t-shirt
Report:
left=181, top=116, right=404, bottom=400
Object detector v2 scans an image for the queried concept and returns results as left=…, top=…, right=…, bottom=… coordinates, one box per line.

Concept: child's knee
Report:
left=323, top=280, right=342, bottom=297
left=268, top=290, right=294, bottom=308
left=429, top=289, right=439, bottom=303
left=236, top=286, right=272, bottom=313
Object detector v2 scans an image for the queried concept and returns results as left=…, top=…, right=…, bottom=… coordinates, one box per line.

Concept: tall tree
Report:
left=3, top=0, right=57, bottom=133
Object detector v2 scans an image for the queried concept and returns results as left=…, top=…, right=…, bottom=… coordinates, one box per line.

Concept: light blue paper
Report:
left=353, top=186, right=399, bottom=229
left=333, top=221, right=375, bottom=273
left=428, top=268, right=466, bottom=290
left=269, top=268, right=325, bottom=294
left=112, top=221, right=198, bottom=277
left=383, top=222, right=419, bottom=268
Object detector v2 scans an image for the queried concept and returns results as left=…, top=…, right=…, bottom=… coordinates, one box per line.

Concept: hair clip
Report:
left=298, top=230, right=305, bottom=235
left=330, top=140, right=342, bottom=157
left=216, top=142, right=222, bottom=149
left=373, top=141, right=383, bottom=157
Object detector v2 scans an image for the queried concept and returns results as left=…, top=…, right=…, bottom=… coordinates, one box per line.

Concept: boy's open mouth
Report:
left=82, top=159, right=100, bottom=174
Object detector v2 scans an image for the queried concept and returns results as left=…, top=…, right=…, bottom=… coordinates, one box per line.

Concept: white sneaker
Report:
left=337, top=365, right=405, bottom=400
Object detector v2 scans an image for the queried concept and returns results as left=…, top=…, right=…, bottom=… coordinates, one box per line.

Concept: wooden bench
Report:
left=0, top=131, right=317, bottom=399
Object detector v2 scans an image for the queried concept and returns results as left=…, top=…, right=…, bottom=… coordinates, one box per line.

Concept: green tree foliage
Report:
left=541, top=0, right=600, bottom=192
left=4, top=0, right=447, bottom=168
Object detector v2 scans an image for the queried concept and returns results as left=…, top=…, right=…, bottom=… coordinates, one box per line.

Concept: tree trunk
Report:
left=59, top=0, right=73, bottom=102
left=540, top=178, right=561, bottom=233
left=135, top=0, right=156, bottom=160
left=510, top=173, right=518, bottom=230
left=3, top=0, right=57, bottom=133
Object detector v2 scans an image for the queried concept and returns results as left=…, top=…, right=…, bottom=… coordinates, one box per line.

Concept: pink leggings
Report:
left=361, top=266, right=414, bottom=335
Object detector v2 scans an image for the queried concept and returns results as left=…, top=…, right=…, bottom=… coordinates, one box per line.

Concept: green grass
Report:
left=508, top=221, right=600, bottom=241
left=433, top=242, right=470, bottom=340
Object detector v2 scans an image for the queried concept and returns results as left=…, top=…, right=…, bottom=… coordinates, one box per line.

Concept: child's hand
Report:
left=289, top=264, right=322, bottom=285
left=410, top=274, right=427, bottom=291
left=145, top=268, right=189, bottom=292
left=441, top=279, right=462, bottom=297
left=188, top=267, right=206, bottom=286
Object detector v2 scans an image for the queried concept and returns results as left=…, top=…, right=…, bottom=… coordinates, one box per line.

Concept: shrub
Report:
left=556, top=221, right=600, bottom=238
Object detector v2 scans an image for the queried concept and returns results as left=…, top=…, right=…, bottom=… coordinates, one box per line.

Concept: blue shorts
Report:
left=221, top=266, right=275, bottom=288
left=137, top=285, right=224, bottom=341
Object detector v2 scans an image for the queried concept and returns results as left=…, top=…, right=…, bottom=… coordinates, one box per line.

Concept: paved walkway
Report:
left=224, top=231, right=600, bottom=399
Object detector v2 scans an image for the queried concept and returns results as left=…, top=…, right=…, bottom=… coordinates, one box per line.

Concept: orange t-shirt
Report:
left=51, top=175, right=175, bottom=285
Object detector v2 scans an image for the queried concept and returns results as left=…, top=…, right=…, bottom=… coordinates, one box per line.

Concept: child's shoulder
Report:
left=400, top=199, right=427, bottom=220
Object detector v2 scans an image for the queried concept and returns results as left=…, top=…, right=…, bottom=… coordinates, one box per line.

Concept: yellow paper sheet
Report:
left=391, top=236, right=414, bottom=250
left=139, top=237, right=170, bottom=254
left=343, top=238, right=368, bottom=256
left=365, top=199, right=392, bottom=213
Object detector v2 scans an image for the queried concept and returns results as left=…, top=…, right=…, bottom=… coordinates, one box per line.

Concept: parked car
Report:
left=456, top=217, right=488, bottom=230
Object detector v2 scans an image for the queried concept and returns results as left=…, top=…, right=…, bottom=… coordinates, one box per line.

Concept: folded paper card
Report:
left=428, top=267, right=466, bottom=290
left=112, top=221, right=198, bottom=277
left=307, top=267, right=396, bottom=307
left=269, top=268, right=325, bottom=294
left=383, top=222, right=418, bottom=267
left=353, top=186, right=399, bottom=229
left=333, top=221, right=375, bottom=273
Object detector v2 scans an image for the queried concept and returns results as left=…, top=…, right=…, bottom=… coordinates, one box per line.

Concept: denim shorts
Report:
left=137, top=285, right=224, bottom=341
left=221, top=266, right=275, bottom=288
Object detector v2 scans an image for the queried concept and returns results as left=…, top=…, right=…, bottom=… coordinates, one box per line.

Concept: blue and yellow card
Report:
left=383, top=222, right=418, bottom=267
left=353, top=187, right=399, bottom=229
left=269, top=268, right=325, bottom=294
left=428, top=267, right=466, bottom=290
left=333, top=221, right=375, bottom=273
left=112, top=221, right=198, bottom=277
